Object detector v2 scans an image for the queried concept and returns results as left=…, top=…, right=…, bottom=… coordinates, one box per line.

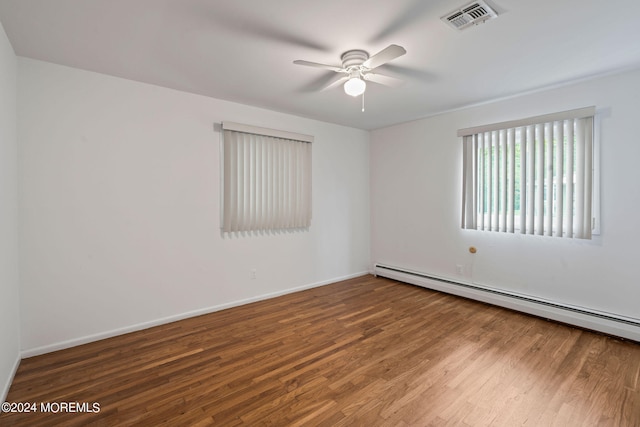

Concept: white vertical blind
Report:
left=526, top=125, right=535, bottom=234
left=534, top=123, right=544, bottom=235
left=478, top=133, right=485, bottom=231
left=507, top=128, right=516, bottom=233
left=221, top=123, right=312, bottom=233
left=555, top=121, right=565, bottom=236
left=461, top=107, right=595, bottom=239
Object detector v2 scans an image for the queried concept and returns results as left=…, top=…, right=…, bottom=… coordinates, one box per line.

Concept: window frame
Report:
left=459, top=107, right=599, bottom=239
left=220, top=122, right=313, bottom=234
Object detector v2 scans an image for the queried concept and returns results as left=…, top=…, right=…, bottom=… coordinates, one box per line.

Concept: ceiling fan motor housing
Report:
left=341, top=50, right=369, bottom=69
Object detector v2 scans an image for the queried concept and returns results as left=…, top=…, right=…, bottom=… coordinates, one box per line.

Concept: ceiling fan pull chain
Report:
left=362, top=92, right=365, bottom=112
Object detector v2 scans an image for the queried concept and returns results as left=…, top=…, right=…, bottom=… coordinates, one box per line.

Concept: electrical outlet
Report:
left=251, top=269, right=257, bottom=279
left=456, top=264, right=464, bottom=275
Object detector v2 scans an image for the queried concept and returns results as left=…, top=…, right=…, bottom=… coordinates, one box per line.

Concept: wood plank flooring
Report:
left=2, top=275, right=639, bottom=426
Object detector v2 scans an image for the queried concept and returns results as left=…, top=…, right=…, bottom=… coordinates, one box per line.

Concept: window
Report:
left=221, top=122, right=312, bottom=233
left=460, top=107, right=597, bottom=239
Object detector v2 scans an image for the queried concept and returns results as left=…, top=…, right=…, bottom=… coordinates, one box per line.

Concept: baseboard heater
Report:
left=374, top=263, right=640, bottom=342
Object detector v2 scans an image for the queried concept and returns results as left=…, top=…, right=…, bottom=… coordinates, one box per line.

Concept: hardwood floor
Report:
left=2, top=275, right=639, bottom=426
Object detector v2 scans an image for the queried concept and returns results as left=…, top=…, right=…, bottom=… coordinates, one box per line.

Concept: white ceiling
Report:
left=1, top=0, right=640, bottom=130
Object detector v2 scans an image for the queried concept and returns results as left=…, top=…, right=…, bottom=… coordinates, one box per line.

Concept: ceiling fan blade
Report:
left=362, top=44, right=406, bottom=70
left=321, top=73, right=349, bottom=91
left=364, top=73, right=404, bottom=87
left=370, top=1, right=433, bottom=43
left=378, top=64, right=436, bottom=83
left=293, top=60, right=343, bottom=73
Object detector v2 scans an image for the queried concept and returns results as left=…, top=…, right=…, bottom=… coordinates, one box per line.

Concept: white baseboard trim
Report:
left=1, top=354, right=21, bottom=403
left=21, top=271, right=370, bottom=358
left=374, top=264, right=640, bottom=342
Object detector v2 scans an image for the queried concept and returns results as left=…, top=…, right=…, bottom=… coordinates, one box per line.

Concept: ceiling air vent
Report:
left=441, top=0, right=498, bottom=30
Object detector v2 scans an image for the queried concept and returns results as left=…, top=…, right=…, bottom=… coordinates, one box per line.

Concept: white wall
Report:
left=371, top=68, right=640, bottom=322
left=18, top=58, right=370, bottom=355
left=0, top=21, right=20, bottom=400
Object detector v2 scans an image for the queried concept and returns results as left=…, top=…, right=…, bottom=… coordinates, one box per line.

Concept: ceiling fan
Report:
left=293, top=44, right=406, bottom=97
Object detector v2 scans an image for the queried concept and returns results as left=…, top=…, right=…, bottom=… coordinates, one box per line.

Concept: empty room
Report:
left=1, top=0, right=639, bottom=425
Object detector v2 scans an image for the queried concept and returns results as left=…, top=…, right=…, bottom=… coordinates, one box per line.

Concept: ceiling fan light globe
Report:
left=344, top=78, right=366, bottom=96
